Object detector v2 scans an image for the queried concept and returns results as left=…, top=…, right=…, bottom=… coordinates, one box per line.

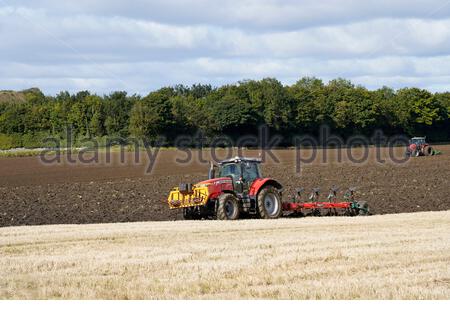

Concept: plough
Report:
left=282, top=187, right=369, bottom=216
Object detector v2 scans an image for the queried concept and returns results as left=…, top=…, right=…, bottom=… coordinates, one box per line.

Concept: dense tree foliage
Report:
left=0, top=77, right=449, bottom=149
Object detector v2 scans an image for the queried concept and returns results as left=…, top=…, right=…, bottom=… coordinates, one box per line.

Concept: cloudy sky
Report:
left=1, top=0, right=450, bottom=94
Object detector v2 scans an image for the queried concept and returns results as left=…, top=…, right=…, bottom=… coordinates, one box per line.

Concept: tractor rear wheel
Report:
left=216, top=193, right=240, bottom=220
left=258, top=186, right=282, bottom=219
left=423, top=146, right=433, bottom=156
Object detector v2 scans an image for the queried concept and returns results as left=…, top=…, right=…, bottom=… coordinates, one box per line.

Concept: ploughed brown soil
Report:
left=0, top=146, right=449, bottom=227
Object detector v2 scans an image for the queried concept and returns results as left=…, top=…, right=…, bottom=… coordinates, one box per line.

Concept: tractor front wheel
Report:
left=258, top=186, right=282, bottom=219
left=216, top=193, right=240, bottom=220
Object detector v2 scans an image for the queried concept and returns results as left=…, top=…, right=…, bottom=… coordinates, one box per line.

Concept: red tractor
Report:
left=168, top=157, right=369, bottom=220
left=405, top=137, right=435, bottom=157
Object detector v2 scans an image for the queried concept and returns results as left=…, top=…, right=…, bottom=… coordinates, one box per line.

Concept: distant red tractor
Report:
left=405, top=137, right=436, bottom=157
left=167, top=157, right=369, bottom=220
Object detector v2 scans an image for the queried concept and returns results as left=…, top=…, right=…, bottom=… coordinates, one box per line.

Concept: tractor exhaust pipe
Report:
left=208, top=161, right=215, bottom=179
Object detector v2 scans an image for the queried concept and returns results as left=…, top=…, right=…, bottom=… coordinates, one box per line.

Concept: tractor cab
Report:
left=410, top=137, right=426, bottom=146
left=211, top=157, right=262, bottom=193
left=218, top=158, right=261, bottom=181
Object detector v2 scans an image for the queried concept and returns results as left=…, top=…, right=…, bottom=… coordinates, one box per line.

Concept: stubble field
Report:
left=1, top=211, right=449, bottom=299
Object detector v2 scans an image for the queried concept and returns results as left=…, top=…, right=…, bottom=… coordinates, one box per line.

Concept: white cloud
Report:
left=2, top=55, right=450, bottom=93
left=1, top=1, right=450, bottom=93
left=12, top=0, right=450, bottom=30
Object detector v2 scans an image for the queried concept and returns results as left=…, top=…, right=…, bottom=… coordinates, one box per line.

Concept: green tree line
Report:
left=0, top=77, right=449, bottom=149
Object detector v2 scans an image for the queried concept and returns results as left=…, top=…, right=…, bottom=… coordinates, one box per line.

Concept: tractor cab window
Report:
left=242, top=162, right=261, bottom=182
left=218, top=163, right=241, bottom=181
left=412, top=138, right=425, bottom=145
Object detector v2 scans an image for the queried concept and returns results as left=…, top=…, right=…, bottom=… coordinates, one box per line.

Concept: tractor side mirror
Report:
left=208, top=161, right=215, bottom=179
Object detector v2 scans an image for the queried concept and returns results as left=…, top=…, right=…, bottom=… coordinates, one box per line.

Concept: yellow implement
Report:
left=168, top=185, right=209, bottom=209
